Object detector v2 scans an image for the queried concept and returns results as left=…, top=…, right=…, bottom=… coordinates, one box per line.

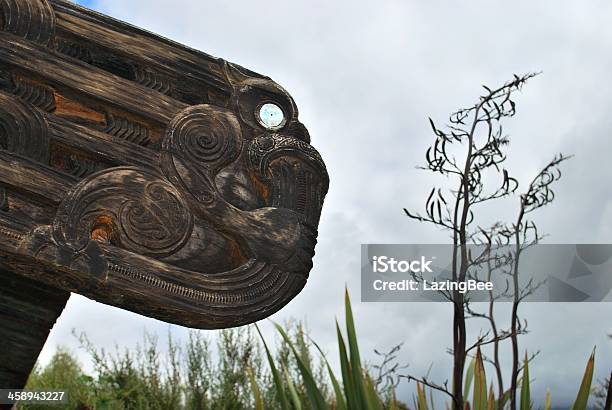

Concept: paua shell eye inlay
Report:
left=258, top=103, right=285, bottom=129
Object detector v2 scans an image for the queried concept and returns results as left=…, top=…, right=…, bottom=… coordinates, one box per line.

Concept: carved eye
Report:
left=257, top=103, right=285, bottom=129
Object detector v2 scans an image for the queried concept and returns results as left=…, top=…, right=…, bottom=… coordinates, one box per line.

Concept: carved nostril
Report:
left=91, top=215, right=116, bottom=244
left=286, top=121, right=311, bottom=143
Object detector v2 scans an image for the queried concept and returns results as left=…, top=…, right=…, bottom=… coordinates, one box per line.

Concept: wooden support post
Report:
left=0, top=268, right=69, bottom=390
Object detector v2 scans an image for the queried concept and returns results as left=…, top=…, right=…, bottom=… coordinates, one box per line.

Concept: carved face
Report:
left=0, top=1, right=329, bottom=329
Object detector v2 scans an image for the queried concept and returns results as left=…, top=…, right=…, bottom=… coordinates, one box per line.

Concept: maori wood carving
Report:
left=0, top=0, right=328, bottom=355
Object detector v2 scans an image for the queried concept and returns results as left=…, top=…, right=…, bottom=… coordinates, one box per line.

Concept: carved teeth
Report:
left=106, top=262, right=286, bottom=304
left=0, top=227, right=24, bottom=240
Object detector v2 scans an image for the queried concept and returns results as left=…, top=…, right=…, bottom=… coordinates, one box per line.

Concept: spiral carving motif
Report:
left=0, top=0, right=55, bottom=46
left=54, top=167, right=194, bottom=258
left=118, top=181, right=192, bottom=255
left=161, top=104, right=242, bottom=203
left=0, top=93, right=50, bottom=163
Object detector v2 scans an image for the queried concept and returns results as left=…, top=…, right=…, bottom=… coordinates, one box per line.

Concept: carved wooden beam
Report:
left=0, top=0, right=328, bottom=389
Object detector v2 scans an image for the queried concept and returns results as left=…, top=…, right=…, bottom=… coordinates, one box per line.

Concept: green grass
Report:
left=22, top=290, right=601, bottom=409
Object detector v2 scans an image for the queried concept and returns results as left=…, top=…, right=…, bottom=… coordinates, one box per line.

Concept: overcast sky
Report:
left=44, top=0, right=612, bottom=406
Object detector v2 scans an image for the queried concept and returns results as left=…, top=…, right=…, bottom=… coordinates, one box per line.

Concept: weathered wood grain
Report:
left=0, top=32, right=187, bottom=124
left=48, top=115, right=158, bottom=170
left=0, top=151, right=75, bottom=204
left=50, top=0, right=232, bottom=91
left=0, top=0, right=329, bottom=391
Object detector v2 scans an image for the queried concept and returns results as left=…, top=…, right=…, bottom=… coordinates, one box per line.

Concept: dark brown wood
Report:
left=0, top=269, right=70, bottom=392
left=0, top=0, right=328, bottom=390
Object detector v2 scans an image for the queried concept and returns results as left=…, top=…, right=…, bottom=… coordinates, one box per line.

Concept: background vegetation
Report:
left=19, top=291, right=605, bottom=410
